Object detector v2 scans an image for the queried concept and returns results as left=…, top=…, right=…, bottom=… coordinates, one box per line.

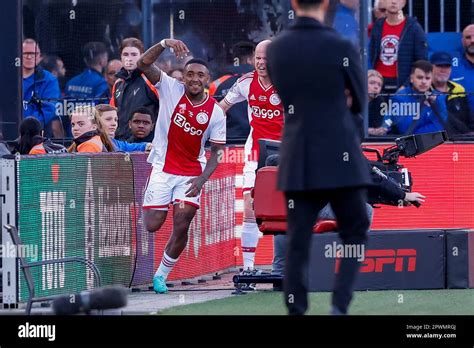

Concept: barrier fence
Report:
left=1, top=151, right=236, bottom=305
left=2, top=142, right=474, bottom=305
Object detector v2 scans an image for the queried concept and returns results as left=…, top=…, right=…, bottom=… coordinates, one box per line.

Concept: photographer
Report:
left=267, top=153, right=425, bottom=279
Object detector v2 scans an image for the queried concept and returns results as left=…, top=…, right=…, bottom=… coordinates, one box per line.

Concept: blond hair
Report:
left=68, top=105, right=115, bottom=152
left=368, top=69, right=384, bottom=84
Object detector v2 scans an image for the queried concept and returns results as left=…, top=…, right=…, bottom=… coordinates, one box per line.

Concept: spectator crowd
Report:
left=9, top=0, right=474, bottom=156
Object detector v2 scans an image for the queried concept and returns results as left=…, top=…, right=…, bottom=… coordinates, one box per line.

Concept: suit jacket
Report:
left=267, top=16, right=371, bottom=191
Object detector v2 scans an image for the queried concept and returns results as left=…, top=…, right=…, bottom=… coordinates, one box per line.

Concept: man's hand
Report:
left=368, top=127, right=387, bottom=136
left=138, top=38, right=189, bottom=85
left=145, top=143, right=153, bottom=152
left=164, top=39, right=190, bottom=59
left=404, top=192, right=426, bottom=205
left=185, top=176, right=207, bottom=197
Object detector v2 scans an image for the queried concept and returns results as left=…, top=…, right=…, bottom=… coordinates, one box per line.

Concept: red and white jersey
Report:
left=223, top=71, right=284, bottom=161
left=148, top=71, right=226, bottom=176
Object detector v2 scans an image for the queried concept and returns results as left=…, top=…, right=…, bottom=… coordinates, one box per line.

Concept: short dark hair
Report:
left=130, top=107, right=155, bottom=122
left=120, top=37, right=144, bottom=54
left=184, top=58, right=209, bottom=70
left=40, top=54, right=61, bottom=73
left=231, top=41, right=255, bottom=61
left=295, top=0, right=324, bottom=9
left=82, top=42, right=107, bottom=66
left=411, top=60, right=433, bottom=74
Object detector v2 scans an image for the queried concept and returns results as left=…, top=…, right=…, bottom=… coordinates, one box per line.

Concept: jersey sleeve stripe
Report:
left=222, top=98, right=233, bottom=106
left=237, top=72, right=254, bottom=83
left=209, top=139, right=226, bottom=144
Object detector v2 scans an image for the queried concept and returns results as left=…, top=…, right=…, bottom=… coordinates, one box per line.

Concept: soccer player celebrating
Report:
left=137, top=39, right=226, bottom=294
left=219, top=40, right=284, bottom=280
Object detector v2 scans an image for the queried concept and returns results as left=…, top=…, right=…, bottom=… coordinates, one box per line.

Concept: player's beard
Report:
left=465, top=44, right=474, bottom=57
left=187, top=87, right=204, bottom=99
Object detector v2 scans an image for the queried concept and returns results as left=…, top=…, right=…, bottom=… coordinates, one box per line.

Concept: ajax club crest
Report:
left=270, top=93, right=281, bottom=106
left=196, top=112, right=209, bottom=125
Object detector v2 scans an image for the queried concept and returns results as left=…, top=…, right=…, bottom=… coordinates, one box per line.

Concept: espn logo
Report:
left=335, top=249, right=416, bottom=273
left=174, top=114, right=203, bottom=136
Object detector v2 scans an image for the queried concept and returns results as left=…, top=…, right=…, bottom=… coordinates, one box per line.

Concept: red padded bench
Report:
left=232, top=166, right=337, bottom=292
left=253, top=166, right=338, bottom=234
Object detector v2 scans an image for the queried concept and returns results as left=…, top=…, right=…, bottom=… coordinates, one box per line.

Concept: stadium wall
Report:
left=2, top=142, right=474, bottom=302
left=245, top=143, right=474, bottom=265
left=5, top=152, right=236, bottom=302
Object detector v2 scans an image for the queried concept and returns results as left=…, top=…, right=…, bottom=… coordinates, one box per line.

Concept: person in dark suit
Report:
left=266, top=0, right=372, bottom=315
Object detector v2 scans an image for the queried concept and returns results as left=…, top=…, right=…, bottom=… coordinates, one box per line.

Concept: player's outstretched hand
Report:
left=185, top=176, right=206, bottom=197
left=165, top=39, right=190, bottom=59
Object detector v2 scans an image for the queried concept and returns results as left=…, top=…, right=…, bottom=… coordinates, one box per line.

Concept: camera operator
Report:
left=266, top=153, right=425, bottom=279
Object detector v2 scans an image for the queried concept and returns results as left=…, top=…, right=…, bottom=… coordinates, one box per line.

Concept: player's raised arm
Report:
left=137, top=39, right=190, bottom=85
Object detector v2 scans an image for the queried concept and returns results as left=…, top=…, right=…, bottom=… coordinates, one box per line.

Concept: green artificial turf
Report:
left=159, top=289, right=474, bottom=315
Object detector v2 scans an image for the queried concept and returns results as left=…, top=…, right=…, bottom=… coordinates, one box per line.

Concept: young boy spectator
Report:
left=369, top=0, right=427, bottom=94
left=383, top=60, right=448, bottom=135
left=367, top=70, right=387, bottom=136
left=127, top=107, right=155, bottom=143
left=110, top=37, right=160, bottom=140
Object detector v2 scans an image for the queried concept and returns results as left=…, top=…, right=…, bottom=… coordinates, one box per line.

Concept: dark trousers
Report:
left=284, top=187, right=369, bottom=315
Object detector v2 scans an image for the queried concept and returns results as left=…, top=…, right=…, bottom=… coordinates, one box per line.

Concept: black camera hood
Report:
left=382, top=131, right=448, bottom=163
left=394, top=131, right=448, bottom=157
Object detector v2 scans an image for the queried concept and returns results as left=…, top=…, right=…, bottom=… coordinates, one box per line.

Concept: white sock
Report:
left=154, top=252, right=179, bottom=279
left=241, top=221, right=260, bottom=270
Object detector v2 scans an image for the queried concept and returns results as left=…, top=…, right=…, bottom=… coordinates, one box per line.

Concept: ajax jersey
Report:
left=148, top=71, right=226, bottom=176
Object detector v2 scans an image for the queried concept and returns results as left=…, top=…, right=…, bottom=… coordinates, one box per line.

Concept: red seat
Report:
left=259, top=219, right=338, bottom=234
left=253, top=167, right=287, bottom=221
left=253, top=166, right=338, bottom=234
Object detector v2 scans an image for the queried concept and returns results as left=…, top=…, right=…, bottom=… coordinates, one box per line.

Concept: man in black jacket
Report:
left=111, top=38, right=160, bottom=140
left=267, top=0, right=372, bottom=315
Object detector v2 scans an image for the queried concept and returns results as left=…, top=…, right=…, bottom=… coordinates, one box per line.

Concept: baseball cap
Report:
left=430, top=51, right=453, bottom=66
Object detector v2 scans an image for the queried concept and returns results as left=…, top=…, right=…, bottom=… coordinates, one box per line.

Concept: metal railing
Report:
left=407, top=0, right=463, bottom=32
